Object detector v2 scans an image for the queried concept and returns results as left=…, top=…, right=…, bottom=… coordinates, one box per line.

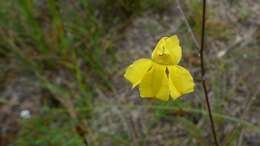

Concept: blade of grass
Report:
left=176, top=117, right=207, bottom=146
left=47, top=0, right=68, bottom=54
left=47, top=103, right=260, bottom=134
left=19, top=0, right=48, bottom=54
left=223, top=125, right=243, bottom=146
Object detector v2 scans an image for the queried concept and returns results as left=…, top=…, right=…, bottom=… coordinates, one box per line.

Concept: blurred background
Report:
left=0, top=0, right=259, bottom=146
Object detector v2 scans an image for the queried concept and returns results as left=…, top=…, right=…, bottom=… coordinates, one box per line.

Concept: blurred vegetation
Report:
left=14, top=113, right=84, bottom=146
left=0, top=0, right=173, bottom=145
left=0, top=0, right=259, bottom=146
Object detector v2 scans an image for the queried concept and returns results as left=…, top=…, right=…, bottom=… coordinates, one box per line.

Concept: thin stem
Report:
left=199, top=0, right=219, bottom=146
left=176, top=0, right=200, bottom=50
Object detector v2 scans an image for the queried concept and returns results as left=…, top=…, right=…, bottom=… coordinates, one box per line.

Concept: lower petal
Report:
left=139, top=63, right=170, bottom=101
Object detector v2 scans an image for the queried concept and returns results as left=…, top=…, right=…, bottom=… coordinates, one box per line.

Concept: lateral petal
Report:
left=124, top=58, right=152, bottom=88
left=168, top=65, right=195, bottom=95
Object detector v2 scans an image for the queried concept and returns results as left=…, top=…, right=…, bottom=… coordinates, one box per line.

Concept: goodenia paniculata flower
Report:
left=124, top=35, right=195, bottom=101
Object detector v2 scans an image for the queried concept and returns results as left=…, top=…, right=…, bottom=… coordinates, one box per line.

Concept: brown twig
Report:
left=199, top=0, right=219, bottom=146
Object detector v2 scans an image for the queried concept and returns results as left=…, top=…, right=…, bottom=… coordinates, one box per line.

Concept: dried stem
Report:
left=176, top=0, right=200, bottom=49
left=199, top=0, right=219, bottom=146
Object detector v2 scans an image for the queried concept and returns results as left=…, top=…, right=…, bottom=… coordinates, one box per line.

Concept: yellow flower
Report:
left=124, top=35, right=195, bottom=101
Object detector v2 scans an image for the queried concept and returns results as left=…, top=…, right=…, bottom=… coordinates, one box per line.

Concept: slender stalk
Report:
left=199, top=0, right=219, bottom=146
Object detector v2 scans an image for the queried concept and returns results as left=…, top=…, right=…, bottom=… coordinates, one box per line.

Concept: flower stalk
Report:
left=199, top=0, right=219, bottom=146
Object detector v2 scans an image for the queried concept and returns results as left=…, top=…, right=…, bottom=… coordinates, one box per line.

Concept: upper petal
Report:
left=124, top=58, right=152, bottom=88
left=152, top=35, right=182, bottom=65
left=168, top=65, right=195, bottom=95
left=139, top=63, right=170, bottom=101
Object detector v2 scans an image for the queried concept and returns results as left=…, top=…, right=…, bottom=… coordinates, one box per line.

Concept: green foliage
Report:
left=176, top=117, right=206, bottom=146
left=14, top=111, right=84, bottom=146
left=223, top=126, right=242, bottom=146
left=95, top=0, right=172, bottom=28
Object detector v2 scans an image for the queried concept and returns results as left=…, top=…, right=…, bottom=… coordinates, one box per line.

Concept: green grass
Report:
left=14, top=113, right=84, bottom=146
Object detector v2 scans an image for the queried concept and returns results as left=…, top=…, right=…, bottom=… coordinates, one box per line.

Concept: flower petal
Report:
left=168, top=65, right=195, bottom=96
left=152, top=35, right=182, bottom=65
left=169, top=77, right=181, bottom=100
left=139, top=63, right=169, bottom=101
left=124, top=58, right=152, bottom=88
